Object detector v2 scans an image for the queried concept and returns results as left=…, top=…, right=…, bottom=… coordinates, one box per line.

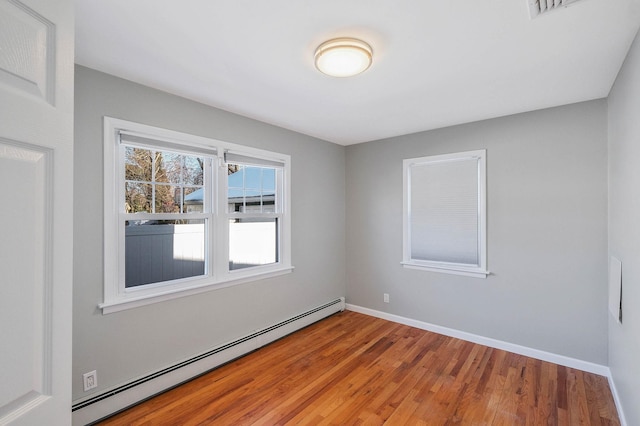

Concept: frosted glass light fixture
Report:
left=314, top=38, right=373, bottom=77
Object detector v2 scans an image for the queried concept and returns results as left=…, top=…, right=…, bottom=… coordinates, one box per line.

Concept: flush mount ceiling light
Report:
left=314, top=38, right=373, bottom=77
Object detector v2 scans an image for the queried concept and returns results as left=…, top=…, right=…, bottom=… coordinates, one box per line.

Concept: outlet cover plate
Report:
left=83, top=370, right=98, bottom=391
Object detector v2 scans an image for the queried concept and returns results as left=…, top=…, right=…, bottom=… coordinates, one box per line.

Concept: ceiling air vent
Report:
left=528, top=0, right=582, bottom=18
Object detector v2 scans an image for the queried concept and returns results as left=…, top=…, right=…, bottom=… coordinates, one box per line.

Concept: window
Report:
left=224, top=152, right=285, bottom=271
left=102, top=118, right=292, bottom=313
left=402, top=150, right=488, bottom=278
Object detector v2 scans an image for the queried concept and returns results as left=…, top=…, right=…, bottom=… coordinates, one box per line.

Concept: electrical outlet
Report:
left=83, top=370, right=98, bottom=391
left=383, top=293, right=390, bottom=303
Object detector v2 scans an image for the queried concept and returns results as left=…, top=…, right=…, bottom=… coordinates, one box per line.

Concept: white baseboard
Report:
left=72, top=297, right=345, bottom=425
left=606, top=373, right=628, bottom=426
left=346, top=303, right=609, bottom=376
left=71, top=300, right=626, bottom=425
left=348, top=304, right=630, bottom=425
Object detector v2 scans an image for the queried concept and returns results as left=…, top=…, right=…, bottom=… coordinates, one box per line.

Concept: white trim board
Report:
left=606, top=373, right=628, bottom=426
left=345, top=304, right=609, bottom=376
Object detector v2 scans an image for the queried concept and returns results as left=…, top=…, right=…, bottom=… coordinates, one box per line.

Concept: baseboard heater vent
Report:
left=72, top=297, right=345, bottom=425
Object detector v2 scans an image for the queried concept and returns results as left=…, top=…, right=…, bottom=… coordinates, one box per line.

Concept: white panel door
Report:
left=0, top=0, right=73, bottom=424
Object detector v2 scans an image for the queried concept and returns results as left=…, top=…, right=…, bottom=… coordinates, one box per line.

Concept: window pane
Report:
left=159, top=152, right=205, bottom=186
left=228, top=188, right=243, bottom=199
left=150, top=151, right=170, bottom=183
left=124, top=219, right=206, bottom=287
left=227, top=164, right=277, bottom=213
left=125, top=182, right=152, bottom=213
left=244, top=166, right=261, bottom=190
left=262, top=168, right=276, bottom=191
left=262, top=203, right=276, bottom=214
left=155, top=183, right=180, bottom=213
left=183, top=186, right=204, bottom=213
left=229, top=218, right=278, bottom=270
left=125, top=146, right=152, bottom=182
left=161, top=151, right=182, bottom=184
left=243, top=190, right=261, bottom=213
left=183, top=156, right=204, bottom=185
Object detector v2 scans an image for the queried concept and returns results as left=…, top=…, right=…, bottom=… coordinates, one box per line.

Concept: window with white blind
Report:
left=102, top=117, right=292, bottom=313
left=402, top=150, right=488, bottom=278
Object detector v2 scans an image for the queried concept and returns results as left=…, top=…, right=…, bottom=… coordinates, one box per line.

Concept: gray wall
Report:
left=75, top=59, right=627, bottom=412
left=345, top=100, right=609, bottom=364
left=608, top=29, right=640, bottom=426
left=73, top=66, right=346, bottom=400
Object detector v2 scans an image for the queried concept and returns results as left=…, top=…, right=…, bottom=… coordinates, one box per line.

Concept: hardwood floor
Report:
left=98, top=311, right=620, bottom=425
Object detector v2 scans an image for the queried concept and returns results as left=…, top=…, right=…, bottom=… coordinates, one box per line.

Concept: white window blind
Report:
left=224, top=151, right=285, bottom=168
left=119, top=131, right=217, bottom=156
left=403, top=150, right=488, bottom=278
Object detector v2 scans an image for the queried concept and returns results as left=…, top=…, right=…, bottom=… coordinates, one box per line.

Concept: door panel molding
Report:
left=0, top=137, right=54, bottom=423
left=0, top=0, right=55, bottom=104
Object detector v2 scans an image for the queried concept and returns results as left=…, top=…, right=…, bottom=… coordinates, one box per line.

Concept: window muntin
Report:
left=403, top=150, right=488, bottom=278
left=103, top=117, right=292, bottom=313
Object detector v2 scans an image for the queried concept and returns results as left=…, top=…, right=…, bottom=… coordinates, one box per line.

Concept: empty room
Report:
left=1, top=0, right=640, bottom=425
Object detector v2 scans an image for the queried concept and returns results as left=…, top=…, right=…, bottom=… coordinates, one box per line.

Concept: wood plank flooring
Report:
left=97, top=311, right=619, bottom=425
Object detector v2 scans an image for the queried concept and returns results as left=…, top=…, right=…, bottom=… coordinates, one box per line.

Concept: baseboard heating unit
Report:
left=72, top=297, right=345, bottom=425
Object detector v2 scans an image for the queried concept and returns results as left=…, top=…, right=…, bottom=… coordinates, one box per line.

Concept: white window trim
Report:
left=102, top=117, right=292, bottom=314
left=402, top=150, right=489, bottom=279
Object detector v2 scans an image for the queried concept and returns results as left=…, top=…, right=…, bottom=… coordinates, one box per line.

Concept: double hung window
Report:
left=103, top=118, right=291, bottom=313
left=225, top=152, right=284, bottom=271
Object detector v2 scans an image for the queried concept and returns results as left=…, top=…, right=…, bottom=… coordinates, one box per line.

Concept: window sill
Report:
left=99, top=266, right=294, bottom=314
left=401, top=262, right=489, bottom=279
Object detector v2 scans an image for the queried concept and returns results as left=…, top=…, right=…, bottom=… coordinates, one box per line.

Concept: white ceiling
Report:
left=75, top=0, right=640, bottom=145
